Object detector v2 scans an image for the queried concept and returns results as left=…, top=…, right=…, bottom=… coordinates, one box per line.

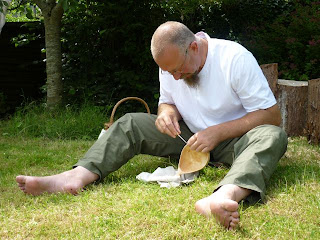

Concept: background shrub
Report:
left=238, top=0, right=320, bottom=81
left=61, top=0, right=168, bottom=114
left=3, top=0, right=318, bottom=119
left=61, top=0, right=295, bottom=112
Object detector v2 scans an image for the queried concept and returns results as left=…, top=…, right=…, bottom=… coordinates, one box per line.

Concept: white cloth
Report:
left=136, top=166, right=199, bottom=188
left=158, top=32, right=276, bottom=133
left=98, top=129, right=107, bottom=139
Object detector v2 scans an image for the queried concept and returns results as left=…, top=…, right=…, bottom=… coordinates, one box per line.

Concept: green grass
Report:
left=0, top=135, right=319, bottom=239
left=0, top=105, right=319, bottom=239
left=1, top=102, right=109, bottom=140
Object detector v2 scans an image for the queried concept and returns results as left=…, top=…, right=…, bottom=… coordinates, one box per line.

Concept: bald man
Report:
left=16, top=21, right=287, bottom=230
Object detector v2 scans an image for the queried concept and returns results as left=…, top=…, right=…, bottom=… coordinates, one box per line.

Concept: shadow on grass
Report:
left=102, top=154, right=230, bottom=186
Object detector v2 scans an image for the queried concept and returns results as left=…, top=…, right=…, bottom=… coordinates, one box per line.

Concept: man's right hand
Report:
left=155, top=104, right=182, bottom=138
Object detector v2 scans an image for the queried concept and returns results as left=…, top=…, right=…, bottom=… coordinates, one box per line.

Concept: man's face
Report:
left=156, top=44, right=200, bottom=88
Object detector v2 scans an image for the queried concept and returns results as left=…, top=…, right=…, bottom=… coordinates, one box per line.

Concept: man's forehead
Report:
left=156, top=44, right=182, bottom=70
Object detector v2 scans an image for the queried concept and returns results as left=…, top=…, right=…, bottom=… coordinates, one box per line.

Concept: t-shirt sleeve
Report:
left=231, top=52, right=276, bottom=112
left=158, top=68, right=175, bottom=106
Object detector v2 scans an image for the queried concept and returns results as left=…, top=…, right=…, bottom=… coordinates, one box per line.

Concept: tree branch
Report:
left=32, top=0, right=47, bottom=11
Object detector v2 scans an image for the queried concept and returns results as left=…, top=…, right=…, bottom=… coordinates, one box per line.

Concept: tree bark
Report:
left=260, top=63, right=278, bottom=96
left=307, top=78, right=320, bottom=144
left=277, top=79, right=308, bottom=137
left=260, top=63, right=309, bottom=137
left=34, top=0, right=63, bottom=109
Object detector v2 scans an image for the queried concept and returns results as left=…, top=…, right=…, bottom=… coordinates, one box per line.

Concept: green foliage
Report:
left=239, top=0, right=320, bottom=81
left=0, top=102, right=109, bottom=140
left=58, top=0, right=78, bottom=12
left=159, top=0, right=231, bottom=39
left=62, top=0, right=259, bottom=112
left=8, top=21, right=44, bottom=49
left=61, top=0, right=167, bottom=113
left=221, top=0, right=292, bottom=39
left=11, top=32, right=38, bottom=46
left=3, top=0, right=318, bottom=116
left=61, top=0, right=297, bottom=112
left=4, top=0, right=42, bottom=21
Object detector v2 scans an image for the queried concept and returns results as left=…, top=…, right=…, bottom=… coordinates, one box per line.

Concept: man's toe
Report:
left=229, top=219, right=239, bottom=230
left=16, top=175, right=26, bottom=184
left=231, top=211, right=240, bottom=218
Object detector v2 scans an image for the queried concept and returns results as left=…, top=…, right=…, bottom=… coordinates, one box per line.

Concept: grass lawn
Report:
left=0, top=136, right=319, bottom=239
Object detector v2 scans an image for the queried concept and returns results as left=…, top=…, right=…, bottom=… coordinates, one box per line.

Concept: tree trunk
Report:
left=277, top=79, right=308, bottom=136
left=260, top=63, right=278, bottom=96
left=307, top=78, right=320, bottom=144
left=34, top=0, right=63, bottom=109
left=260, top=64, right=309, bottom=137
left=0, top=1, right=12, bottom=34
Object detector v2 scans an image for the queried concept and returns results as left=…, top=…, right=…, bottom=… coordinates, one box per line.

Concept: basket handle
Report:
left=104, top=97, right=151, bottom=130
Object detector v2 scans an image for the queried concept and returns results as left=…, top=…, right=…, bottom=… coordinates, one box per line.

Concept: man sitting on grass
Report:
left=16, top=21, right=288, bottom=230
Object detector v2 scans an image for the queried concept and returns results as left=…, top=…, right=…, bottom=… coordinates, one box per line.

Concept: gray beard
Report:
left=182, top=72, right=200, bottom=88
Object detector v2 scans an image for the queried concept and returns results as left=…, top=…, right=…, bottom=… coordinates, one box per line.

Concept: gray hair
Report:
left=151, top=21, right=196, bottom=59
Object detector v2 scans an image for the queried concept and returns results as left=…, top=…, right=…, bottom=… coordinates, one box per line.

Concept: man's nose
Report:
left=173, top=72, right=182, bottom=80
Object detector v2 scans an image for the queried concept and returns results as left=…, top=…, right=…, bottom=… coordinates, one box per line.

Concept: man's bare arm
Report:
left=188, top=104, right=282, bottom=152
left=155, top=103, right=182, bottom=138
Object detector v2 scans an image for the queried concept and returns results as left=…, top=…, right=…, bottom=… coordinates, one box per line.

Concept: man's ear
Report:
left=190, top=40, right=199, bottom=53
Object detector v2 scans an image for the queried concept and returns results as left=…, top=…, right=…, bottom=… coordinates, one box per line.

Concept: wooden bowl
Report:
left=177, top=145, right=210, bottom=175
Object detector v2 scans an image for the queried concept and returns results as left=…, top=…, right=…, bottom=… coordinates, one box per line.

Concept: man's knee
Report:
left=115, top=113, right=157, bottom=133
left=119, top=112, right=156, bottom=124
left=252, top=124, right=288, bottom=157
left=256, top=125, right=287, bottom=145
left=235, top=125, right=288, bottom=159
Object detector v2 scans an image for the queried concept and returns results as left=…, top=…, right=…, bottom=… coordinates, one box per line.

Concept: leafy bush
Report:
left=5, top=0, right=313, bottom=119
left=239, top=0, right=320, bottom=81
left=220, top=0, right=292, bottom=40
left=61, top=0, right=296, bottom=114
left=61, top=0, right=168, bottom=113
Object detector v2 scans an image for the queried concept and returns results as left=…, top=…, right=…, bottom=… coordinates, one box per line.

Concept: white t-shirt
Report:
left=158, top=32, right=276, bottom=133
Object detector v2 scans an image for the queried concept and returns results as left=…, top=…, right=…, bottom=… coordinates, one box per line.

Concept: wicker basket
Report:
left=104, top=97, right=151, bottom=130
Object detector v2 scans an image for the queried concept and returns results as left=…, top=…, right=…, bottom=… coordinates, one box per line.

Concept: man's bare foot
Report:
left=16, top=166, right=99, bottom=196
left=195, top=184, right=252, bottom=230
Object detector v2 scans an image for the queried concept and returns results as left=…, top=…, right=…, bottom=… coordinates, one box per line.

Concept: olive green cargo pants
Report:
left=74, top=113, right=288, bottom=202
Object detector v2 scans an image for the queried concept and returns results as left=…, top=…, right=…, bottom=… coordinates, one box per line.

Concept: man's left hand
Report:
left=187, top=126, right=222, bottom=153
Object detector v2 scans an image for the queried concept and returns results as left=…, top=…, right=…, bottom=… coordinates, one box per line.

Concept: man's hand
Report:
left=156, top=104, right=182, bottom=138
left=188, top=126, right=222, bottom=153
